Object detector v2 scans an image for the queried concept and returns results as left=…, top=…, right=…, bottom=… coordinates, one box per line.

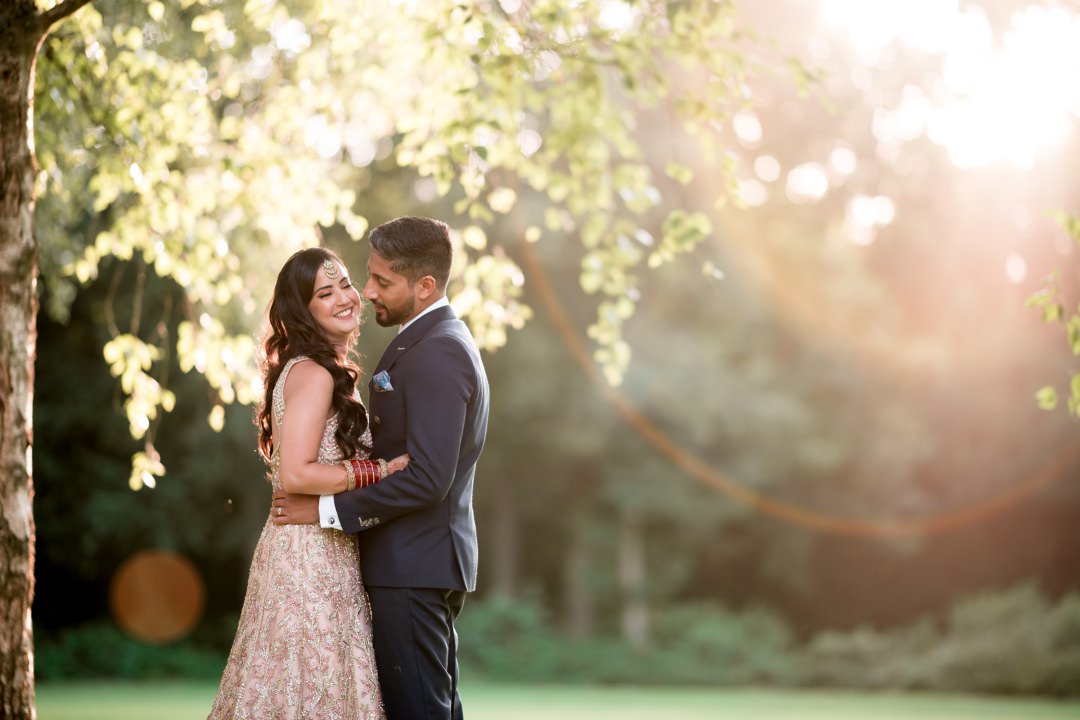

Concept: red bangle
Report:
left=347, top=459, right=384, bottom=489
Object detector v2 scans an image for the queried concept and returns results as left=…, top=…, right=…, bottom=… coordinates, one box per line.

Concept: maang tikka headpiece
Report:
left=322, top=258, right=340, bottom=279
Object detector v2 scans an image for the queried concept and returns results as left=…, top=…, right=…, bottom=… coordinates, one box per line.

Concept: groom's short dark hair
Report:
left=369, top=216, right=452, bottom=291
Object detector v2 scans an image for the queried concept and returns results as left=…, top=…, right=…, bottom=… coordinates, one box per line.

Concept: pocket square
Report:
left=372, top=370, right=394, bottom=392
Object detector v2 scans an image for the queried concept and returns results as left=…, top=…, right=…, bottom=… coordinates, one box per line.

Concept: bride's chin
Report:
left=326, top=324, right=354, bottom=344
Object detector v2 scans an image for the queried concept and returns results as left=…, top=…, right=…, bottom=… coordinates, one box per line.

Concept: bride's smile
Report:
left=308, top=260, right=362, bottom=345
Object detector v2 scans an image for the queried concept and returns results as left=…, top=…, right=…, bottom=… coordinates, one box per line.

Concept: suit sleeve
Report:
left=334, top=335, right=475, bottom=534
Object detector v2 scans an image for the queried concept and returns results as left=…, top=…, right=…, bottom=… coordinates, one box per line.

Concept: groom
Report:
left=273, top=216, right=490, bottom=720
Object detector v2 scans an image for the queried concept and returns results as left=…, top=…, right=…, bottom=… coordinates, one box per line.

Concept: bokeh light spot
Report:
left=733, top=110, right=763, bottom=148
left=737, top=178, right=768, bottom=207
left=110, top=550, right=206, bottom=644
left=785, top=162, right=829, bottom=204
left=828, top=146, right=857, bottom=176
left=1004, top=252, right=1028, bottom=284
left=754, top=154, right=781, bottom=182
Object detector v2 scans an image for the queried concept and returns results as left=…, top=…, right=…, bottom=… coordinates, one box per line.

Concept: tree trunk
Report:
left=488, top=468, right=518, bottom=598
left=0, top=4, right=45, bottom=718
left=618, top=508, right=649, bottom=649
left=562, top=472, right=594, bottom=639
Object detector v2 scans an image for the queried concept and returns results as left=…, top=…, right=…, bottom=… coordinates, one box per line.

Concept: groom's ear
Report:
left=416, top=274, right=437, bottom=300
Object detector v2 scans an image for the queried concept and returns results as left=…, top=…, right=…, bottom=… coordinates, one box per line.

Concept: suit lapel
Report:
left=372, top=305, right=455, bottom=376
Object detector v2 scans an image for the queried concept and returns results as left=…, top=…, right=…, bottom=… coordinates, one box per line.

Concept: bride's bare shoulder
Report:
left=282, top=358, right=333, bottom=398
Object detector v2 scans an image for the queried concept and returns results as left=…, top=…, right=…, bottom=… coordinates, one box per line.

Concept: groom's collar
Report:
left=398, top=295, right=450, bottom=335
left=374, top=302, right=455, bottom=375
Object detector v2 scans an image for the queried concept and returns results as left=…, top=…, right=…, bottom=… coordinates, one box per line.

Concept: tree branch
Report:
left=37, top=0, right=95, bottom=33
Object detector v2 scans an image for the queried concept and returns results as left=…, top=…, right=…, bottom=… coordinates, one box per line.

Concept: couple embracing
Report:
left=207, top=216, right=490, bottom=720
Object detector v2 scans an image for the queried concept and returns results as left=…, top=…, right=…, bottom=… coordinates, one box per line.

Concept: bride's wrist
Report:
left=341, top=460, right=356, bottom=492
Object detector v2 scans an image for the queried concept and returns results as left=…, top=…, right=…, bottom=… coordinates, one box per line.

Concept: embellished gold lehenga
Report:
left=208, top=357, right=384, bottom=720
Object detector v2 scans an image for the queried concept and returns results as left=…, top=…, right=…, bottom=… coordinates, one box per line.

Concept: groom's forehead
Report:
left=367, top=251, right=388, bottom=271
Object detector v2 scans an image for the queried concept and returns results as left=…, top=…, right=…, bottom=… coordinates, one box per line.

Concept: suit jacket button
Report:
left=373, top=415, right=381, bottom=424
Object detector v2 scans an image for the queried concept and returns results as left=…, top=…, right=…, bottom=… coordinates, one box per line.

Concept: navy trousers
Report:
left=367, top=587, right=466, bottom=720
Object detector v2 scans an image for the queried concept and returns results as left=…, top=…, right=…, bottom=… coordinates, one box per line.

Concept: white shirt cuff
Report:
left=319, top=494, right=341, bottom=531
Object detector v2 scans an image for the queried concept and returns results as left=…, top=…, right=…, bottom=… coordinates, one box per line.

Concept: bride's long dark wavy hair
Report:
left=256, top=247, right=369, bottom=462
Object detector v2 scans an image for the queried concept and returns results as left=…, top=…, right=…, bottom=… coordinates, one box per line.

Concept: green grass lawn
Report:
left=35, top=681, right=1080, bottom=720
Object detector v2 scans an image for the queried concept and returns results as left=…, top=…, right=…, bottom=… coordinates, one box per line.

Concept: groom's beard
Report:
left=371, top=296, right=415, bottom=327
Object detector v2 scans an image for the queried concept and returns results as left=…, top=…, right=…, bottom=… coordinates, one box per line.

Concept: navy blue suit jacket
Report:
left=334, top=305, right=489, bottom=592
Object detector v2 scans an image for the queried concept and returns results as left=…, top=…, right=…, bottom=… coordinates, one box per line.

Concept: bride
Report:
left=208, top=247, right=406, bottom=720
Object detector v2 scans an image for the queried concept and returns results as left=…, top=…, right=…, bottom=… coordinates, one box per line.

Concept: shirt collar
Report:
left=398, top=295, right=450, bottom=334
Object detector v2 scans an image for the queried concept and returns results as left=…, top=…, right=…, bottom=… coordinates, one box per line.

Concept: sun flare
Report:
left=822, top=1, right=1080, bottom=169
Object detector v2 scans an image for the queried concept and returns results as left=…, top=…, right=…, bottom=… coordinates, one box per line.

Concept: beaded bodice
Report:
left=268, top=356, right=371, bottom=490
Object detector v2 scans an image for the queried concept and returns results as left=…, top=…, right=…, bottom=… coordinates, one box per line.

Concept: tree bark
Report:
left=1, top=3, right=49, bottom=718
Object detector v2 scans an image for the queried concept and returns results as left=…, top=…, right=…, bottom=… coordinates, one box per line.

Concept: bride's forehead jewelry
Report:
left=322, top=258, right=340, bottom=279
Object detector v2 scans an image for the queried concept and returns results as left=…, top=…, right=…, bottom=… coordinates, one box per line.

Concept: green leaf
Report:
left=665, top=162, right=694, bottom=185
left=1035, top=386, right=1058, bottom=411
left=1024, top=287, right=1054, bottom=309
left=1042, top=303, right=1064, bottom=323
left=1068, top=316, right=1080, bottom=355
left=1049, top=209, right=1080, bottom=245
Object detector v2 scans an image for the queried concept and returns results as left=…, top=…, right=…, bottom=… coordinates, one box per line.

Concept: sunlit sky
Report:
left=591, top=0, right=1080, bottom=174
left=820, top=0, right=1080, bottom=170
left=727, top=0, right=1080, bottom=257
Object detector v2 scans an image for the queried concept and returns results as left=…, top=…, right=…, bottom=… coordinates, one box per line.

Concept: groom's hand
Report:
left=271, top=491, right=319, bottom=525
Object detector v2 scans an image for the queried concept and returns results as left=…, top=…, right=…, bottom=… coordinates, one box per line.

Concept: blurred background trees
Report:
left=19, top=0, right=1080, bottom=702
left=9, top=0, right=764, bottom=708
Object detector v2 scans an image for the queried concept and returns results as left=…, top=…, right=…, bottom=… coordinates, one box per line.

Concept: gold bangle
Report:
left=378, top=458, right=389, bottom=479
left=342, top=460, right=356, bottom=491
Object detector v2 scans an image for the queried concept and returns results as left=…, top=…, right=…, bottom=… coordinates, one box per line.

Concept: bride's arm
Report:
left=276, top=361, right=350, bottom=495
left=276, top=361, right=410, bottom=495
